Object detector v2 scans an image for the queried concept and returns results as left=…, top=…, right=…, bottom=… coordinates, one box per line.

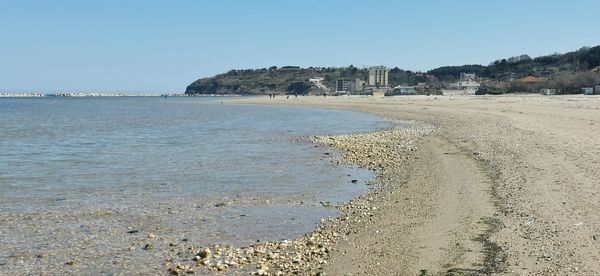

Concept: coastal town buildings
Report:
left=458, top=73, right=481, bottom=92
left=368, top=66, right=389, bottom=88
left=582, top=87, right=594, bottom=95
left=334, top=79, right=367, bottom=95
left=540, top=88, right=557, bottom=95
left=392, top=85, right=417, bottom=95
left=335, top=79, right=351, bottom=93
left=442, top=72, right=481, bottom=95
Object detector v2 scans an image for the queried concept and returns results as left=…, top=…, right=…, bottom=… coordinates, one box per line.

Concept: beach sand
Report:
left=224, top=94, right=600, bottom=275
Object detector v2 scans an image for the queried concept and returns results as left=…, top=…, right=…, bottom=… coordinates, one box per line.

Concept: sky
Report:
left=1, top=0, right=600, bottom=93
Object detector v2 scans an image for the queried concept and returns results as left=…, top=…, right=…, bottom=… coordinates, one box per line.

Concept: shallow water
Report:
left=0, top=97, right=388, bottom=273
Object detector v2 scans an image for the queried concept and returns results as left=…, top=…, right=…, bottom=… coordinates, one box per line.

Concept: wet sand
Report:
left=229, top=94, right=600, bottom=275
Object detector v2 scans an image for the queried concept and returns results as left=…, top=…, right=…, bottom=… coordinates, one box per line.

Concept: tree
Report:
left=286, top=82, right=310, bottom=95
left=426, top=75, right=442, bottom=89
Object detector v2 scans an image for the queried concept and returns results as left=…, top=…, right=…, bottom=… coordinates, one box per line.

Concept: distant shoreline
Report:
left=0, top=93, right=246, bottom=97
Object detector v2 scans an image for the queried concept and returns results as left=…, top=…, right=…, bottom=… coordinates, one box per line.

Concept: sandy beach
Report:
left=5, top=95, right=598, bottom=275
left=221, top=94, right=600, bottom=275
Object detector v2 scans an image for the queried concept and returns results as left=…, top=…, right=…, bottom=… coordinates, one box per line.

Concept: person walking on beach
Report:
left=323, top=92, right=326, bottom=98
left=269, top=93, right=272, bottom=99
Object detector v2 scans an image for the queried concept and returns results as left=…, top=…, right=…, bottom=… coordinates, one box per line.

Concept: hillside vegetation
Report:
left=185, top=66, right=420, bottom=95
left=429, top=46, right=600, bottom=81
left=185, top=46, right=600, bottom=95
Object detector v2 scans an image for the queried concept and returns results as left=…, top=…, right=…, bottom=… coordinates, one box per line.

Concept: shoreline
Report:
left=214, top=94, right=600, bottom=275
left=166, top=121, right=437, bottom=275
left=1, top=98, right=396, bottom=275
left=165, top=96, right=503, bottom=275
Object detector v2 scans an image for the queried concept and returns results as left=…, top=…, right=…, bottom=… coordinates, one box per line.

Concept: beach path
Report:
left=322, top=136, right=495, bottom=275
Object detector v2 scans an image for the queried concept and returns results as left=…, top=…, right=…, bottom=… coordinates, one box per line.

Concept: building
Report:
left=392, top=85, right=417, bottom=95
left=442, top=89, right=472, bottom=96
left=368, top=66, right=389, bottom=88
left=540, top=88, right=557, bottom=95
left=582, top=87, right=594, bottom=95
left=458, top=73, right=480, bottom=91
left=595, top=85, right=600, bottom=95
left=442, top=73, right=480, bottom=96
left=336, top=79, right=351, bottom=93
left=443, top=72, right=480, bottom=95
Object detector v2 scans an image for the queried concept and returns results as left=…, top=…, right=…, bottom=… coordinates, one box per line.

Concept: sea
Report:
left=0, top=96, right=388, bottom=273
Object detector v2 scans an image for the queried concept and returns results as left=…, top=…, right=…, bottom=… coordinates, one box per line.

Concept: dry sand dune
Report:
left=235, top=94, right=600, bottom=275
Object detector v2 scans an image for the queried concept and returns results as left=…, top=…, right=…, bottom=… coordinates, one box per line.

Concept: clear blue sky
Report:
left=1, top=0, right=599, bottom=93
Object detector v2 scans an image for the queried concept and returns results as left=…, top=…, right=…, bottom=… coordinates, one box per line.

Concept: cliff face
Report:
left=184, top=66, right=420, bottom=95
left=185, top=67, right=317, bottom=95
left=187, top=67, right=348, bottom=95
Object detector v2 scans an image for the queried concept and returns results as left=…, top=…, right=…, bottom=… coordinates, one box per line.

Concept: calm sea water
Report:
left=0, top=97, right=387, bottom=212
left=0, top=97, right=388, bottom=273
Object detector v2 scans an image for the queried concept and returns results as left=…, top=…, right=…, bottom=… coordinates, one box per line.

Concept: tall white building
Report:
left=368, top=66, right=389, bottom=87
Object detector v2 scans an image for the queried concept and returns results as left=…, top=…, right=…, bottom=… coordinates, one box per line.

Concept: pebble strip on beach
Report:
left=166, top=121, right=434, bottom=275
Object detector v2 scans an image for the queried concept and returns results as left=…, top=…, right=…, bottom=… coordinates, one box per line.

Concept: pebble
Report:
left=197, top=248, right=211, bottom=259
left=162, top=122, right=434, bottom=275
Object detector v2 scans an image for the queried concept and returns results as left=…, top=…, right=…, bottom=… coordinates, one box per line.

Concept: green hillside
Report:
left=185, top=46, right=600, bottom=95
left=428, top=46, right=600, bottom=81
left=184, top=66, right=419, bottom=95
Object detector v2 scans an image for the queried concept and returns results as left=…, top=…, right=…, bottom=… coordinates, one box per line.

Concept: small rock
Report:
left=65, top=260, right=75, bottom=266
left=197, top=248, right=211, bottom=259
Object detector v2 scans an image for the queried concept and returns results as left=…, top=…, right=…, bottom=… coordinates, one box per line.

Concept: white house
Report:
left=392, top=85, right=417, bottom=95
